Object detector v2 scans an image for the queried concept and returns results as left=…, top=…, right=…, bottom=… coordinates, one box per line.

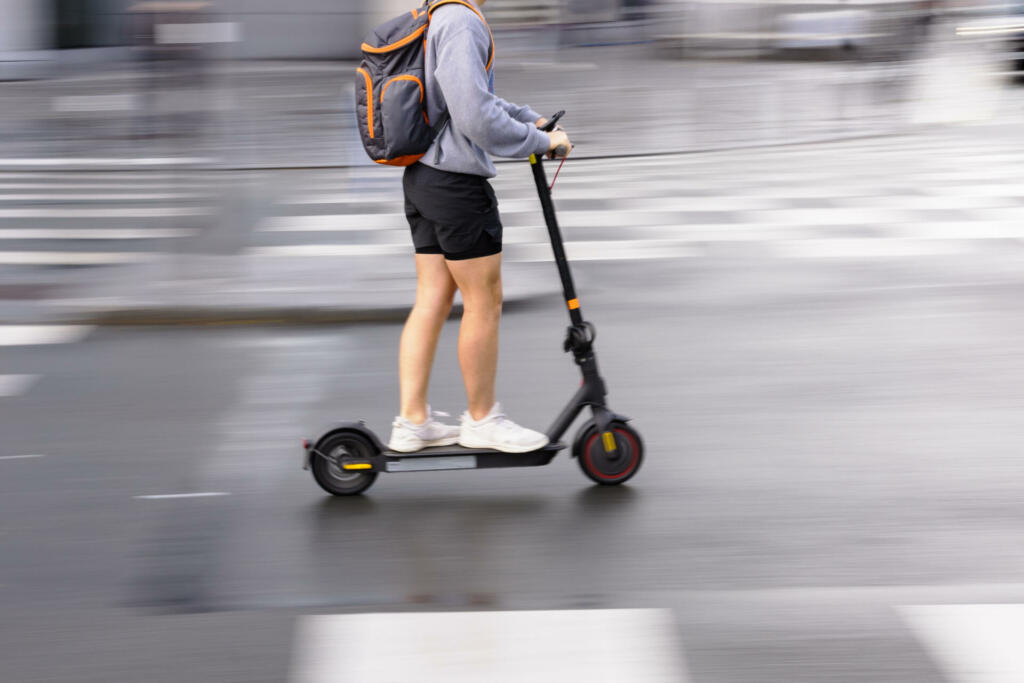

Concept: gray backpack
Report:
left=355, top=0, right=493, bottom=166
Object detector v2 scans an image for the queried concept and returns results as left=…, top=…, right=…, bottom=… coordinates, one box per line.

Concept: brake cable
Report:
left=549, top=155, right=567, bottom=191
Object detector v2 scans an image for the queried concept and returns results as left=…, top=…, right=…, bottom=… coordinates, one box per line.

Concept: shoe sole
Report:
left=387, top=436, right=459, bottom=453
left=457, top=438, right=550, bottom=454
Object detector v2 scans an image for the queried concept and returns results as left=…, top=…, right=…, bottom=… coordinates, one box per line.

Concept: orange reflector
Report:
left=342, top=463, right=373, bottom=471
left=602, top=432, right=616, bottom=452
left=567, top=298, right=580, bottom=310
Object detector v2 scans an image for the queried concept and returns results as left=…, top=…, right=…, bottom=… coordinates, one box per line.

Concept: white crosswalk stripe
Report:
left=290, top=609, right=689, bottom=683
left=261, top=213, right=405, bottom=231
left=0, top=171, right=214, bottom=267
left=509, top=240, right=699, bottom=261
left=279, top=193, right=399, bottom=206
left=250, top=244, right=408, bottom=257
left=0, top=325, right=94, bottom=346
left=0, top=207, right=210, bottom=218
left=0, top=251, right=162, bottom=265
left=902, top=604, right=1024, bottom=683
left=259, top=132, right=1024, bottom=263
left=0, top=172, right=206, bottom=181
left=0, top=327, right=97, bottom=401
left=0, top=193, right=209, bottom=201
left=0, top=375, right=39, bottom=397
left=2, top=131, right=1022, bottom=273
left=0, top=229, right=195, bottom=240
left=0, top=157, right=215, bottom=167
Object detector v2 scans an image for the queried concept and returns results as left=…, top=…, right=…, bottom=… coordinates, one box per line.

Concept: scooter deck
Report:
left=380, top=442, right=565, bottom=473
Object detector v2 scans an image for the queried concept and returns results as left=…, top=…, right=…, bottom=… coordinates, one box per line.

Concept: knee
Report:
left=414, top=287, right=456, bottom=319
left=461, top=279, right=502, bottom=317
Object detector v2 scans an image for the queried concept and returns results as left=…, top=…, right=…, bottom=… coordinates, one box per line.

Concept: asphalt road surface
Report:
left=4, top=247, right=1024, bottom=681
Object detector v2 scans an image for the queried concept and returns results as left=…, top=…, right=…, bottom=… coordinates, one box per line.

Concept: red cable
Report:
left=549, top=156, right=567, bottom=191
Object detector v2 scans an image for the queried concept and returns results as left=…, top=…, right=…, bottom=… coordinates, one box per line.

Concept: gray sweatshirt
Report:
left=423, top=3, right=551, bottom=178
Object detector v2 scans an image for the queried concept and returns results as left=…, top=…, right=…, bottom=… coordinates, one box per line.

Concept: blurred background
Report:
left=3, top=1, right=1024, bottom=682
left=0, top=0, right=1020, bottom=163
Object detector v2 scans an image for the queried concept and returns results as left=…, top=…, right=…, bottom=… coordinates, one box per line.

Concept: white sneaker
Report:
left=387, top=406, right=460, bottom=453
left=458, top=402, right=550, bottom=453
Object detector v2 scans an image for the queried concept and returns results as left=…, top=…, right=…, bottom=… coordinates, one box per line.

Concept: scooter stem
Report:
left=529, top=153, right=583, bottom=326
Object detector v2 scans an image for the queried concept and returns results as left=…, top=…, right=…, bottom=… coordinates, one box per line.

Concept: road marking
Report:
left=260, top=214, right=405, bottom=232
left=0, top=251, right=161, bottom=265
left=0, top=184, right=211, bottom=190
left=251, top=239, right=700, bottom=261
left=919, top=182, right=1024, bottom=197
left=0, top=207, right=210, bottom=218
left=0, top=454, right=46, bottom=460
left=862, top=194, right=1023, bottom=210
left=901, top=604, right=1024, bottom=683
left=279, top=194, right=399, bottom=205
left=252, top=92, right=335, bottom=99
left=0, top=375, right=38, bottom=397
left=134, top=492, right=231, bottom=500
left=773, top=238, right=968, bottom=259
left=0, top=158, right=216, bottom=167
left=509, top=60, right=599, bottom=71
left=0, top=173, right=215, bottom=182
left=896, top=222, right=1024, bottom=240
left=509, top=240, right=698, bottom=262
left=743, top=207, right=916, bottom=225
left=156, top=21, right=241, bottom=45
left=52, top=94, right=138, bottom=112
left=290, top=609, right=689, bottom=683
left=0, top=228, right=195, bottom=240
left=0, top=325, right=93, bottom=346
left=553, top=210, right=698, bottom=229
left=593, top=196, right=791, bottom=211
left=0, top=193, right=209, bottom=201
left=248, top=244, right=409, bottom=257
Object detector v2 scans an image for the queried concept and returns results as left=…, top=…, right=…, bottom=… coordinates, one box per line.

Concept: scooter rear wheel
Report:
left=310, top=431, right=378, bottom=496
left=576, top=422, right=643, bottom=486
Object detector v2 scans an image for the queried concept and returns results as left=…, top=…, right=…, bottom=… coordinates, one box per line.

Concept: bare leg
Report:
left=445, top=253, right=502, bottom=421
left=398, top=253, right=457, bottom=424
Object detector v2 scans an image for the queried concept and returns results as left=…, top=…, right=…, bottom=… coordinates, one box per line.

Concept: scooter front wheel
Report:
left=310, top=431, right=378, bottom=496
left=575, top=421, right=643, bottom=486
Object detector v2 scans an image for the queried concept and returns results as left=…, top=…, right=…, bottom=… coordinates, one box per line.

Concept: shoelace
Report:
left=481, top=410, right=517, bottom=435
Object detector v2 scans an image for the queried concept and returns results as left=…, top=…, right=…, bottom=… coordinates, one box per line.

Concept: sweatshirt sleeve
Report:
left=494, top=96, right=544, bottom=126
left=432, top=22, right=550, bottom=158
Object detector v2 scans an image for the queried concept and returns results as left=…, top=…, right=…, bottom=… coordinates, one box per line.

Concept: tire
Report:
left=310, top=431, right=379, bottom=496
left=575, top=421, right=643, bottom=486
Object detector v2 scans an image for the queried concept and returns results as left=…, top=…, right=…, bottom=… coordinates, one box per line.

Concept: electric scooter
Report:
left=302, top=112, right=643, bottom=495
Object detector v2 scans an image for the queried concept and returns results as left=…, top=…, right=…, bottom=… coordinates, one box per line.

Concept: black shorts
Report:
left=403, top=162, right=503, bottom=261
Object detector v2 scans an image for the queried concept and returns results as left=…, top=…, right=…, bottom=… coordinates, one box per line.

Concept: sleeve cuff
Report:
left=531, top=127, right=550, bottom=155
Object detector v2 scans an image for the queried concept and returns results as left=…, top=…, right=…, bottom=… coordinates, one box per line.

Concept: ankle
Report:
left=467, top=402, right=496, bottom=422
left=400, top=408, right=428, bottom=424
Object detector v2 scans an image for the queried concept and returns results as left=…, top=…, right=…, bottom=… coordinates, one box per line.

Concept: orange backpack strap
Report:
left=426, top=0, right=495, bottom=71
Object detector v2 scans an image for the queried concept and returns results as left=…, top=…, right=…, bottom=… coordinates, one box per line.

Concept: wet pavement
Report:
left=4, top=250, right=1024, bottom=680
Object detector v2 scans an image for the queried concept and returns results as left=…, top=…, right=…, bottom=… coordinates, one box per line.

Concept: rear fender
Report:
left=302, top=421, right=385, bottom=470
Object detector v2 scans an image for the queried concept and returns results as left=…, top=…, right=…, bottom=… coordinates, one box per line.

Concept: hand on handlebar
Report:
left=546, top=129, right=573, bottom=160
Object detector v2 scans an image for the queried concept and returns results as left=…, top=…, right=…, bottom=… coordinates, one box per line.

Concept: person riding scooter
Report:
left=388, top=0, right=573, bottom=454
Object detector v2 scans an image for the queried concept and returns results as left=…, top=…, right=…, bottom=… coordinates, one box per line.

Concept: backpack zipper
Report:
left=356, top=67, right=374, bottom=139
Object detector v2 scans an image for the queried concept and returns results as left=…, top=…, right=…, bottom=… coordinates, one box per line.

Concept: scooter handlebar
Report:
left=540, top=110, right=564, bottom=132
left=540, top=111, right=570, bottom=159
